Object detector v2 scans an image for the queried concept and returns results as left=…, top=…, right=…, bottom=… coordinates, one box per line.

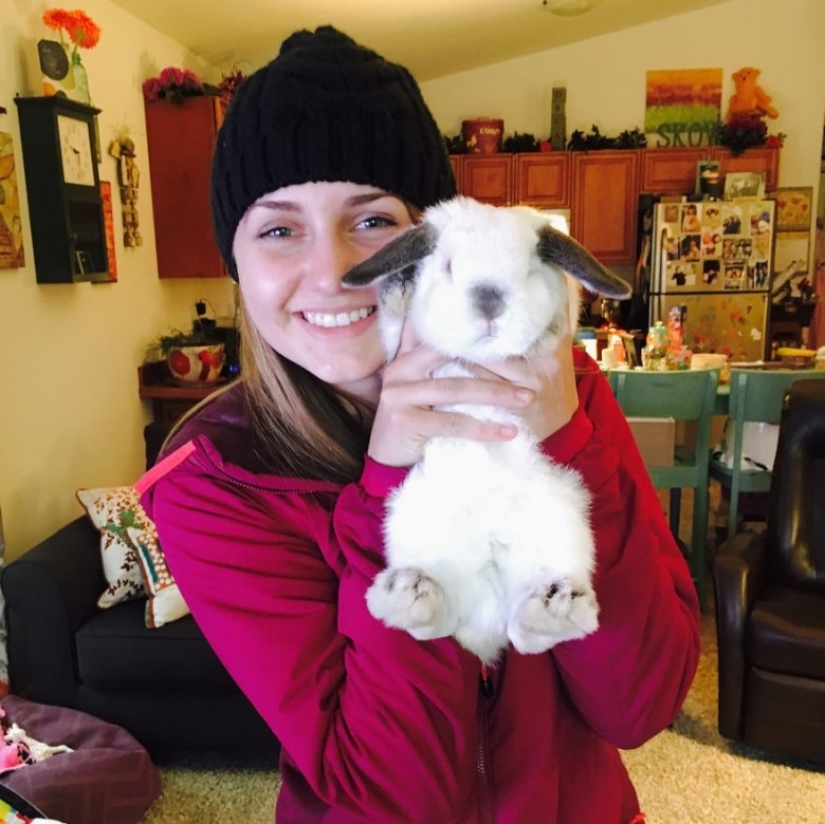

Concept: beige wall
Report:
left=1, top=0, right=823, bottom=560
left=1, top=0, right=234, bottom=560
left=421, top=0, right=825, bottom=190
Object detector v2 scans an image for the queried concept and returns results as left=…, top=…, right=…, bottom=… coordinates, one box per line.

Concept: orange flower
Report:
left=42, top=8, right=101, bottom=49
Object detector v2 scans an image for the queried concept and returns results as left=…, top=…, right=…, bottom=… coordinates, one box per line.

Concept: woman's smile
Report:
left=301, top=305, right=377, bottom=329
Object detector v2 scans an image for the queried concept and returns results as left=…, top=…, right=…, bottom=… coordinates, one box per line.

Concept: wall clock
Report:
left=14, top=96, right=108, bottom=284
left=57, top=113, right=96, bottom=186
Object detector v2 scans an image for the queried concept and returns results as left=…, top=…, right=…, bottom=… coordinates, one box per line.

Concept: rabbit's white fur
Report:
left=344, top=197, right=629, bottom=663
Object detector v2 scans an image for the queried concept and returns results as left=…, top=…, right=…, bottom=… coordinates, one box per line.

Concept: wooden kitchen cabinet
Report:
left=449, top=145, right=780, bottom=263
left=570, top=150, right=640, bottom=265
left=449, top=155, right=462, bottom=191
left=640, top=148, right=707, bottom=195
left=145, top=96, right=227, bottom=278
left=640, top=146, right=779, bottom=195
left=514, top=153, right=570, bottom=208
left=459, top=154, right=513, bottom=205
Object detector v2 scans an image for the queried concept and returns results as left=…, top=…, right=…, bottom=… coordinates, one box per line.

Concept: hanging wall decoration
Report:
left=108, top=135, right=142, bottom=247
left=0, top=131, right=25, bottom=270
left=98, top=180, right=118, bottom=281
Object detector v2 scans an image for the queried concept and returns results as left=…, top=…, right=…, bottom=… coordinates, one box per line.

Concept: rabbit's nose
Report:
left=471, top=284, right=505, bottom=321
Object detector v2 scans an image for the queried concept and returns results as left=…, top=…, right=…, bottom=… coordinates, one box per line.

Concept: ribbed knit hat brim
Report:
left=211, top=26, right=456, bottom=278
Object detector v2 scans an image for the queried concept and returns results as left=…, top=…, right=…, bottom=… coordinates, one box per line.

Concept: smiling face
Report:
left=232, top=181, right=415, bottom=399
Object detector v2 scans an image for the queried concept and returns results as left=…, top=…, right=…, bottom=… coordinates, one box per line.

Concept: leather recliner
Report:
left=713, top=378, right=825, bottom=764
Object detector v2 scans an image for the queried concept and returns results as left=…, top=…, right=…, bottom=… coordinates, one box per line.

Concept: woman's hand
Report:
left=484, top=333, right=579, bottom=443
left=368, top=325, right=536, bottom=468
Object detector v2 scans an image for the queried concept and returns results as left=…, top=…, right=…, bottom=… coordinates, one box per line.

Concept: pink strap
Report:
left=134, top=440, right=197, bottom=494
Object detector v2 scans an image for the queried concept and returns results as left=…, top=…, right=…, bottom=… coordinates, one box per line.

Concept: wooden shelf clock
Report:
left=14, top=96, right=109, bottom=284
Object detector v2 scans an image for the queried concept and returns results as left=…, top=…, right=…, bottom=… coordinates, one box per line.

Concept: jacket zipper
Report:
left=477, top=664, right=496, bottom=824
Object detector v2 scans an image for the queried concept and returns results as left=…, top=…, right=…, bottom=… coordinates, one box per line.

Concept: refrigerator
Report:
left=649, top=198, right=775, bottom=363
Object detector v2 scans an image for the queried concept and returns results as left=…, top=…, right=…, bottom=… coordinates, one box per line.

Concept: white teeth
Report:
left=303, top=307, right=374, bottom=328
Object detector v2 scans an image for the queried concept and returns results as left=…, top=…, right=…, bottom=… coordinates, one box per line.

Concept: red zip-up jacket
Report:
left=138, top=350, right=700, bottom=823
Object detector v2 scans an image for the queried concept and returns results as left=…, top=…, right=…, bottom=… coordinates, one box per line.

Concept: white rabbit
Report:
left=342, top=196, right=631, bottom=663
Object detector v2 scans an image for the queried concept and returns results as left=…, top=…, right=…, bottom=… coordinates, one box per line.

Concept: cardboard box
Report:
left=626, top=417, right=675, bottom=468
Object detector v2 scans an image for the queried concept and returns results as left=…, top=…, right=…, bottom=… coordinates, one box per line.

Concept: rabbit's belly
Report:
left=420, top=432, right=539, bottom=484
left=385, top=451, right=548, bottom=569
left=385, top=475, right=501, bottom=571
left=384, top=433, right=591, bottom=574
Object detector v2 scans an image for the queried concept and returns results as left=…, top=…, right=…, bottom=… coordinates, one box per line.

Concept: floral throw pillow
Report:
left=76, top=486, right=146, bottom=609
left=126, top=526, right=189, bottom=628
left=75, top=486, right=189, bottom=628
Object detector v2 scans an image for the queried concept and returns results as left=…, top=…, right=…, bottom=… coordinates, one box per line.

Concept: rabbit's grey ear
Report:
left=536, top=225, right=631, bottom=300
left=341, top=222, right=439, bottom=288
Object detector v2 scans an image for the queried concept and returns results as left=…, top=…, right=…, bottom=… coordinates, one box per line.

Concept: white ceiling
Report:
left=108, top=0, right=732, bottom=82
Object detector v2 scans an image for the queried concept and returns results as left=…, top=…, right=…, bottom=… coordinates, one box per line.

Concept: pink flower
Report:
left=143, top=66, right=207, bottom=103
left=142, top=77, right=162, bottom=101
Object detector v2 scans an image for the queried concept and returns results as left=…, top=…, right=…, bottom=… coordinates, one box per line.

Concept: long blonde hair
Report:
left=238, top=301, right=375, bottom=484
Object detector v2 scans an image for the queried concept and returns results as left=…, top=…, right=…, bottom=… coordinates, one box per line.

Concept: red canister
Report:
left=462, top=118, right=504, bottom=154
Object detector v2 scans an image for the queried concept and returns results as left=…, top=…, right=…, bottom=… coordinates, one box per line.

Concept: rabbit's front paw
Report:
left=509, top=579, right=599, bottom=654
left=366, top=568, right=451, bottom=640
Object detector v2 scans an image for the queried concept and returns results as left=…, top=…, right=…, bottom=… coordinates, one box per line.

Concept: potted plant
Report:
left=145, top=315, right=225, bottom=385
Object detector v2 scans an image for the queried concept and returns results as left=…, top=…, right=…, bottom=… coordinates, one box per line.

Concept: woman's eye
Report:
left=356, top=215, right=397, bottom=231
left=260, top=225, right=294, bottom=239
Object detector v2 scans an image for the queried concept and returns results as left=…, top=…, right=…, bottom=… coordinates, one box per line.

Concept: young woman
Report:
left=139, top=26, right=700, bottom=824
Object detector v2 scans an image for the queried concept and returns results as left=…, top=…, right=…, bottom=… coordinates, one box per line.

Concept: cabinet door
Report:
left=711, top=146, right=779, bottom=191
left=449, top=155, right=462, bottom=192
left=459, top=155, right=513, bottom=205
left=640, top=148, right=708, bottom=195
left=571, top=151, right=640, bottom=264
left=515, top=153, right=570, bottom=208
left=145, top=96, right=226, bottom=279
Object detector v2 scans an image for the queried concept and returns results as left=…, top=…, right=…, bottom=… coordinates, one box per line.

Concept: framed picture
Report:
left=97, top=181, right=118, bottom=283
left=771, top=230, right=811, bottom=302
left=0, top=132, right=25, bottom=270
left=75, top=249, right=92, bottom=275
left=695, top=159, right=720, bottom=197
left=771, top=186, right=814, bottom=231
left=724, top=171, right=766, bottom=200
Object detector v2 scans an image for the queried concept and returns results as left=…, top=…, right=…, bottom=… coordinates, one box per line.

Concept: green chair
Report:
left=609, top=368, right=720, bottom=606
left=709, top=368, right=825, bottom=541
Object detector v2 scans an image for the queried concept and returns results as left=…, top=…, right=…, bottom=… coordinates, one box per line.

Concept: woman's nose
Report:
left=305, top=235, right=365, bottom=293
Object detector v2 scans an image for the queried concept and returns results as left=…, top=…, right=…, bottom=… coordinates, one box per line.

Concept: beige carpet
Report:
left=141, top=609, right=825, bottom=824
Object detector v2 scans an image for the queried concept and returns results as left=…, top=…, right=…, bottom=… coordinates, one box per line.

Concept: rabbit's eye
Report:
left=443, top=259, right=452, bottom=281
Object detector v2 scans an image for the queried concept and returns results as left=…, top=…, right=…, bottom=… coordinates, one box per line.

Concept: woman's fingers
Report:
left=369, top=364, right=533, bottom=468
left=369, top=325, right=579, bottom=468
left=471, top=337, right=579, bottom=442
left=380, top=372, right=533, bottom=409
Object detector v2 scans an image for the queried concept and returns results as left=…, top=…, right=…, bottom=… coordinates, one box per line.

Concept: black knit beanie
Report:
left=211, top=25, right=457, bottom=279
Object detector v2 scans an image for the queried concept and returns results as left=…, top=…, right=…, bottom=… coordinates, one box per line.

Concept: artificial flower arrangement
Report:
left=42, top=7, right=101, bottom=55
left=717, top=113, right=785, bottom=156
left=142, top=67, right=220, bottom=105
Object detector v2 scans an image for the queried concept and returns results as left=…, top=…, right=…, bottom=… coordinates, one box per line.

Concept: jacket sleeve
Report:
left=541, top=362, right=701, bottom=749
left=140, top=442, right=482, bottom=821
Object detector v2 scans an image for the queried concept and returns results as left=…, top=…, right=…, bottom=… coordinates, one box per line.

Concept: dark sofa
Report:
left=1, top=423, right=280, bottom=758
